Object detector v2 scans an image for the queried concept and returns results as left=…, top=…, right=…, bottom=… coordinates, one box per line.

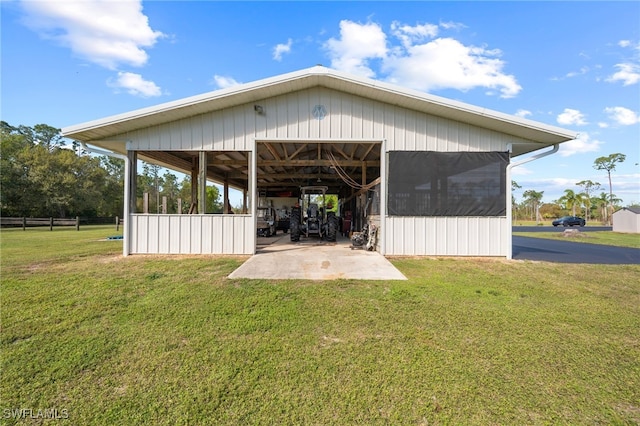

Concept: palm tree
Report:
left=576, top=180, right=601, bottom=221
left=522, top=190, right=544, bottom=223
left=557, top=189, right=583, bottom=216
left=593, top=192, right=610, bottom=224
left=593, top=153, right=626, bottom=225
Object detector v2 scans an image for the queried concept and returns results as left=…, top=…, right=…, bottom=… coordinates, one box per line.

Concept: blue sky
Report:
left=2, top=1, right=639, bottom=206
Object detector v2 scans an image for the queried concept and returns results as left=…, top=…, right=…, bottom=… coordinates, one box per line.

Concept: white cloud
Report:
left=565, top=66, right=589, bottom=78
left=515, top=109, right=532, bottom=118
left=211, top=75, right=241, bottom=89
left=107, top=72, right=162, bottom=97
left=324, top=20, right=521, bottom=98
left=20, top=0, right=164, bottom=70
left=558, top=132, right=603, bottom=157
left=607, top=63, right=640, bottom=86
left=511, top=166, right=533, bottom=176
left=618, top=40, right=632, bottom=48
left=273, top=38, right=293, bottom=61
left=390, top=21, right=438, bottom=48
left=598, top=122, right=609, bottom=128
left=386, top=37, right=521, bottom=98
left=604, top=106, right=640, bottom=125
left=557, top=108, right=588, bottom=126
left=324, top=20, right=388, bottom=78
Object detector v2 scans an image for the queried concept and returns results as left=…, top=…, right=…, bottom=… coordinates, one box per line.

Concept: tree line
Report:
left=0, top=122, right=221, bottom=218
left=513, top=153, right=631, bottom=224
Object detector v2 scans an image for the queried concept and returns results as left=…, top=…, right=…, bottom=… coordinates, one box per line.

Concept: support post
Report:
left=191, top=156, right=198, bottom=214
left=161, top=196, right=167, bottom=214
left=75, top=216, right=80, bottom=231
left=224, top=180, right=230, bottom=214
left=116, top=216, right=120, bottom=231
left=50, top=217, right=53, bottom=231
left=199, top=151, right=207, bottom=214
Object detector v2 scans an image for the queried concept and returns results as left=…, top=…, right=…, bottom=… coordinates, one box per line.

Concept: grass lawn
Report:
left=1, top=226, right=639, bottom=424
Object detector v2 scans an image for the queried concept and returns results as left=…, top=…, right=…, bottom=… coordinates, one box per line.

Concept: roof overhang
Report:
left=62, top=66, right=577, bottom=157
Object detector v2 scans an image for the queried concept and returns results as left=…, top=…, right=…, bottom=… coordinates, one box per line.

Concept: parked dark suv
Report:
left=552, top=216, right=586, bottom=227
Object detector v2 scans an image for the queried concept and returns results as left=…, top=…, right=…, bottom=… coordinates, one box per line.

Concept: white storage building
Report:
left=62, top=66, right=576, bottom=258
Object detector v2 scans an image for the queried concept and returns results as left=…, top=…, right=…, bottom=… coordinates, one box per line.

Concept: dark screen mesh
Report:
left=388, top=151, right=508, bottom=216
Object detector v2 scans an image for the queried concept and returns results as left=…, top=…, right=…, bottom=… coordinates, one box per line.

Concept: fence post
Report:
left=23, top=217, right=26, bottom=231
left=50, top=217, right=54, bottom=231
left=76, top=216, right=80, bottom=231
left=116, top=216, right=120, bottom=231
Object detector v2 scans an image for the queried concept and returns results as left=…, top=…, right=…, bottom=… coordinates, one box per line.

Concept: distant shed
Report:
left=612, top=207, right=640, bottom=233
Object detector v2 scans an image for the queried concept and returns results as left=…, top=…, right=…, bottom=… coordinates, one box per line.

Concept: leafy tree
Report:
left=593, top=153, right=626, bottom=225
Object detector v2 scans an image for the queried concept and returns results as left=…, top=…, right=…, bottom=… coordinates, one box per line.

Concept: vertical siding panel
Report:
left=298, top=90, right=310, bottom=139
left=169, top=216, right=180, bottom=253
left=405, top=110, right=416, bottom=151
left=457, top=217, right=469, bottom=255
left=404, top=217, right=415, bottom=255
left=373, top=101, right=384, bottom=140
left=233, top=106, right=246, bottom=150
left=362, top=98, right=374, bottom=139
left=148, top=215, right=158, bottom=253
left=222, top=216, right=234, bottom=254
left=468, top=217, right=479, bottom=255
left=193, top=115, right=204, bottom=150
left=394, top=107, right=405, bottom=151
left=276, top=96, right=288, bottom=139
left=329, top=92, right=342, bottom=138
left=319, top=89, right=331, bottom=138
left=158, top=216, right=169, bottom=253
left=212, top=217, right=223, bottom=253
left=255, top=104, right=267, bottom=139
left=202, top=112, right=214, bottom=149
left=130, top=216, right=138, bottom=253
left=425, top=218, right=436, bottom=254
left=413, top=217, right=423, bottom=255
left=426, top=116, right=437, bottom=151
left=351, top=96, right=363, bottom=139
left=200, top=217, right=212, bottom=253
left=222, top=109, right=234, bottom=150
left=212, top=111, right=223, bottom=149
left=384, top=104, right=395, bottom=149
left=190, top=216, right=201, bottom=254
left=287, top=93, right=299, bottom=139
left=415, top=113, right=427, bottom=151
left=308, top=87, right=320, bottom=139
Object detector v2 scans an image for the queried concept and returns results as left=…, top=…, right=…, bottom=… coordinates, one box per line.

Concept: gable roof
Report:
left=62, top=65, right=576, bottom=154
left=615, top=206, right=640, bottom=215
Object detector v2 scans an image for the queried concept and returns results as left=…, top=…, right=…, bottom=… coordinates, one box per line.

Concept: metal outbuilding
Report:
left=612, top=207, right=640, bottom=233
left=62, top=66, right=577, bottom=258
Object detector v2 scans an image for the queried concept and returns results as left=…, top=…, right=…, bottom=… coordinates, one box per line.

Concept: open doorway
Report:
left=255, top=141, right=381, bottom=250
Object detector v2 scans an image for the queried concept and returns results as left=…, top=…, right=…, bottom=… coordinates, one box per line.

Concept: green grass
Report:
left=513, top=230, right=640, bottom=248
left=2, top=227, right=639, bottom=424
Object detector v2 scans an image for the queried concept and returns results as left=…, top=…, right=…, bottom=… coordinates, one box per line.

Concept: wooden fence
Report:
left=1, top=216, right=124, bottom=231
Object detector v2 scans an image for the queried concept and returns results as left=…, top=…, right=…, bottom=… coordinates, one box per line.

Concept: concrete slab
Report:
left=228, top=233, right=407, bottom=280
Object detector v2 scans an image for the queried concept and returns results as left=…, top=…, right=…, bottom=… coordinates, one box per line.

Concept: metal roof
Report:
left=62, top=65, right=577, bottom=146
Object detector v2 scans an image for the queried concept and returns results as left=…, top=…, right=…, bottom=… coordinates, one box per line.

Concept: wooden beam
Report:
left=288, top=143, right=308, bottom=160
left=263, top=142, right=281, bottom=161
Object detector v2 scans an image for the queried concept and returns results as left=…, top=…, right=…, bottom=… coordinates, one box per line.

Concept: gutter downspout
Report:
left=79, top=142, right=131, bottom=257
left=506, top=143, right=559, bottom=259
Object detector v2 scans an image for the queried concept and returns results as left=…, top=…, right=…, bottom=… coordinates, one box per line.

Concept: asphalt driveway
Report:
left=513, top=235, right=640, bottom=264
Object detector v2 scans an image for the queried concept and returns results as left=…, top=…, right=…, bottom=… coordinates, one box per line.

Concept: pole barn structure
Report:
left=63, top=66, right=577, bottom=258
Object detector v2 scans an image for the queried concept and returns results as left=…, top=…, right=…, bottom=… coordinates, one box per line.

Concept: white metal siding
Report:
left=130, top=214, right=254, bottom=255
left=385, top=217, right=508, bottom=256
left=116, top=86, right=516, bottom=257
left=114, top=87, right=530, bottom=152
